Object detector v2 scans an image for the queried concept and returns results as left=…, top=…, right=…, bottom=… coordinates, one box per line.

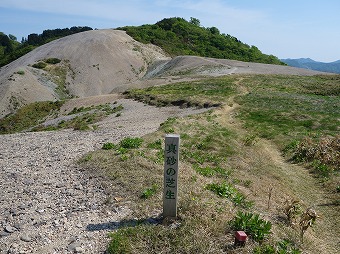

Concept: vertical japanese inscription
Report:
left=163, top=134, right=180, bottom=218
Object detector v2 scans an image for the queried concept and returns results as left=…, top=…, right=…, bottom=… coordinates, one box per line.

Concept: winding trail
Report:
left=214, top=77, right=339, bottom=253
left=0, top=98, right=207, bottom=254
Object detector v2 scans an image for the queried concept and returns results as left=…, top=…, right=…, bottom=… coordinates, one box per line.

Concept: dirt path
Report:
left=214, top=78, right=339, bottom=253
left=0, top=98, right=207, bottom=254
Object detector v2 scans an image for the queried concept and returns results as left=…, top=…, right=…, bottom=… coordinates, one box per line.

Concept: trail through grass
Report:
left=79, top=74, right=339, bottom=253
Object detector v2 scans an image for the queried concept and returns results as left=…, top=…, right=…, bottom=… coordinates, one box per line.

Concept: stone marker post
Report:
left=163, top=134, right=180, bottom=218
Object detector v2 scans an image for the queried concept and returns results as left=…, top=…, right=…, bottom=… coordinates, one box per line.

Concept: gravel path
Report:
left=0, top=99, right=207, bottom=254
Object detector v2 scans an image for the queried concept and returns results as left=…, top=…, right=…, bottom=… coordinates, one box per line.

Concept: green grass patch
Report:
left=33, top=103, right=124, bottom=132
left=235, top=75, right=340, bottom=147
left=120, top=137, right=143, bottom=149
left=124, top=76, right=237, bottom=108
left=0, top=101, right=64, bottom=134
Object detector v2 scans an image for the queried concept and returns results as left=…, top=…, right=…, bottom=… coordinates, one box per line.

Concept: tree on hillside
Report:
left=190, top=17, right=201, bottom=26
left=0, top=26, right=93, bottom=67
left=118, top=17, right=285, bottom=65
left=8, top=34, right=17, bottom=41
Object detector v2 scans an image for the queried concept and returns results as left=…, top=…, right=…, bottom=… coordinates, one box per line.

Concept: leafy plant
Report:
left=32, top=61, right=47, bottom=69
left=206, top=182, right=253, bottom=208
left=206, top=182, right=236, bottom=198
left=253, top=244, right=275, bottom=254
left=276, top=239, right=301, bottom=254
left=102, top=142, right=116, bottom=150
left=45, top=58, right=61, bottom=64
left=120, top=137, right=143, bottom=149
left=229, top=211, right=272, bottom=242
left=141, top=184, right=158, bottom=199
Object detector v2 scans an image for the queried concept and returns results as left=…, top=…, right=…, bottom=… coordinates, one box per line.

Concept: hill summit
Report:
left=118, top=17, right=284, bottom=65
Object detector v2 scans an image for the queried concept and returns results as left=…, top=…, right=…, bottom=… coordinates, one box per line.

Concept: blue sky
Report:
left=0, top=0, right=339, bottom=62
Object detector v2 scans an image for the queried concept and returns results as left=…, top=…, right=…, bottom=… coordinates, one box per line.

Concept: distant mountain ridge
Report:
left=281, top=58, right=340, bottom=74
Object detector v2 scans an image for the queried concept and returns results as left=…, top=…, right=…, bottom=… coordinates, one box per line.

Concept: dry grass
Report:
left=78, top=74, right=339, bottom=253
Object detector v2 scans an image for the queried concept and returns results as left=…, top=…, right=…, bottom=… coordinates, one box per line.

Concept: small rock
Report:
left=74, top=246, right=84, bottom=253
left=20, top=234, right=32, bottom=242
left=68, top=242, right=81, bottom=252
left=13, top=223, right=23, bottom=230
left=5, top=225, right=17, bottom=233
left=0, top=231, right=10, bottom=237
left=169, top=221, right=181, bottom=230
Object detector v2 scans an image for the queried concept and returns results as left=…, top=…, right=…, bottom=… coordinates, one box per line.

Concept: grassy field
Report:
left=0, top=101, right=123, bottom=134
left=79, top=74, right=339, bottom=253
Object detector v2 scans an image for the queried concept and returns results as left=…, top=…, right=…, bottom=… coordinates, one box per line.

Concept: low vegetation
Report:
left=78, top=73, right=339, bottom=253
left=0, top=101, right=123, bottom=134
left=0, top=101, right=64, bottom=134
left=33, top=103, right=124, bottom=132
left=124, top=76, right=237, bottom=108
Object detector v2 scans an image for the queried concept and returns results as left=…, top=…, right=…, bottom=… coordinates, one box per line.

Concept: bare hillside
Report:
left=0, top=30, right=169, bottom=118
left=0, top=29, right=329, bottom=118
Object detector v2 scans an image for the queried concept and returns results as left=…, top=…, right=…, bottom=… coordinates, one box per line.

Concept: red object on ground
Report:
left=234, top=231, right=247, bottom=246
left=235, top=231, right=247, bottom=241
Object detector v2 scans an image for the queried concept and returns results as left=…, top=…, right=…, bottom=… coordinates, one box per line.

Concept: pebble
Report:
left=5, top=225, right=17, bottom=233
left=20, top=234, right=32, bottom=242
left=0, top=231, right=10, bottom=237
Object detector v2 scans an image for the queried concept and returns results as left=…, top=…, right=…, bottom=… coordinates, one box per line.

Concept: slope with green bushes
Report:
left=118, top=17, right=284, bottom=65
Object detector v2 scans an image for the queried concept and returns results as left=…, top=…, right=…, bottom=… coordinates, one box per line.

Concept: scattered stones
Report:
left=0, top=99, right=206, bottom=253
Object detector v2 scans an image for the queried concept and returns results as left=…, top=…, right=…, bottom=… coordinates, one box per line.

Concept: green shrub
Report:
left=16, top=70, right=25, bottom=75
left=32, top=61, right=47, bottom=69
left=206, top=182, right=236, bottom=198
left=229, top=211, right=272, bottom=242
left=102, top=142, right=116, bottom=150
left=205, top=182, right=253, bottom=208
left=141, top=184, right=158, bottom=199
left=119, top=137, right=143, bottom=149
left=45, top=58, right=61, bottom=64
